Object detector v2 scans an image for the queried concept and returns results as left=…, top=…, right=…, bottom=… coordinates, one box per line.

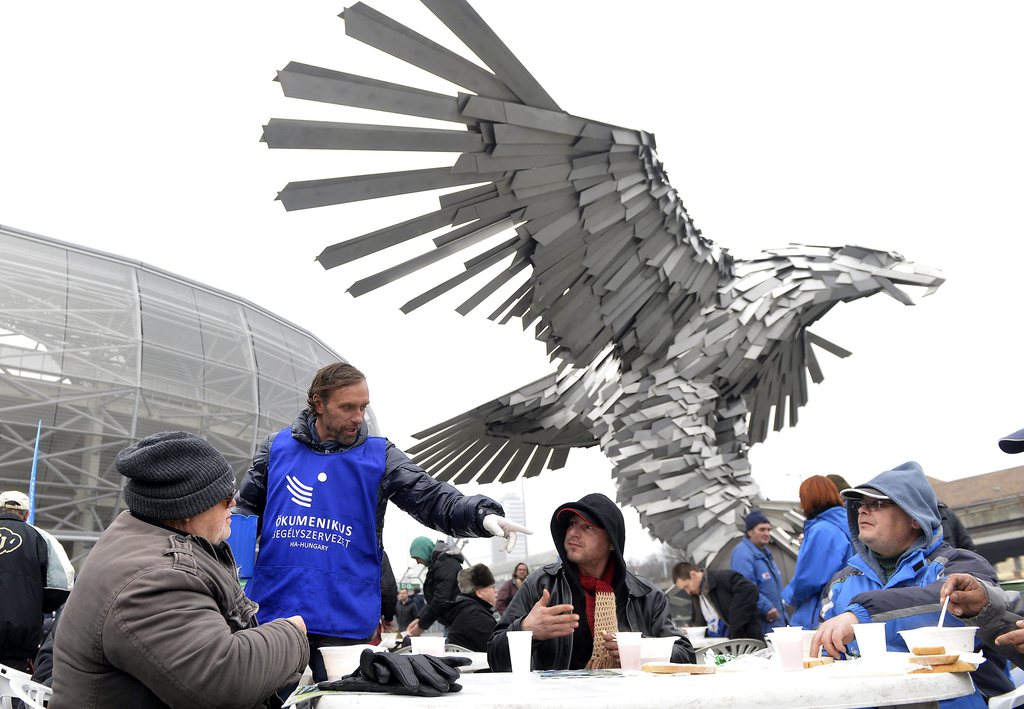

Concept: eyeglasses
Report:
left=222, top=490, right=238, bottom=507
left=854, top=498, right=894, bottom=513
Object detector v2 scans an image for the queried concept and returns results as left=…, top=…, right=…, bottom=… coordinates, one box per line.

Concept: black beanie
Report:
left=116, top=431, right=236, bottom=520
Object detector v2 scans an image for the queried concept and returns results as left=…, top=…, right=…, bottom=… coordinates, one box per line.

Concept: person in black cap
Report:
left=440, top=563, right=500, bottom=652
left=939, top=426, right=1024, bottom=668
left=729, top=509, right=788, bottom=634
left=487, top=493, right=693, bottom=671
left=50, top=431, right=310, bottom=709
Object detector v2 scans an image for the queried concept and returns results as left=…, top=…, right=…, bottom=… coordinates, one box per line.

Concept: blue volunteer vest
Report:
left=246, top=429, right=386, bottom=638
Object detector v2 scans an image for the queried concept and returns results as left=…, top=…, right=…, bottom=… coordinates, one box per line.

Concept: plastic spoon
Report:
left=937, top=595, right=950, bottom=627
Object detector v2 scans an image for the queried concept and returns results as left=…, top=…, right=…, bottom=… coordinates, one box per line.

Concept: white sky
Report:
left=2, top=1, right=1023, bottom=574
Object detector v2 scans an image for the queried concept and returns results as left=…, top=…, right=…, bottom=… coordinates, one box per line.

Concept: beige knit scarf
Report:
left=579, top=565, right=618, bottom=669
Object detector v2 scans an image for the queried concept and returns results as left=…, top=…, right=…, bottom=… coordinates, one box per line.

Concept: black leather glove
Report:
left=319, top=649, right=471, bottom=697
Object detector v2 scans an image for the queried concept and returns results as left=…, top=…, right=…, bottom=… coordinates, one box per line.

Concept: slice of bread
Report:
left=909, top=653, right=959, bottom=666
left=642, top=662, right=716, bottom=674
left=910, top=646, right=946, bottom=655
left=803, top=657, right=835, bottom=668
left=910, top=660, right=977, bottom=674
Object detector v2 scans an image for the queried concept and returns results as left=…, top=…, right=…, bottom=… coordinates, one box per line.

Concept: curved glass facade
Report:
left=0, top=225, right=372, bottom=561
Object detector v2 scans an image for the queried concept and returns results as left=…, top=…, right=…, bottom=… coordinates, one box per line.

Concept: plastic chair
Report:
left=0, top=664, right=52, bottom=709
left=700, top=638, right=767, bottom=656
left=989, top=685, right=1024, bottom=709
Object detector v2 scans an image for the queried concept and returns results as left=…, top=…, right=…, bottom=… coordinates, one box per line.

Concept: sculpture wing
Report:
left=407, top=367, right=602, bottom=485
left=263, top=0, right=730, bottom=367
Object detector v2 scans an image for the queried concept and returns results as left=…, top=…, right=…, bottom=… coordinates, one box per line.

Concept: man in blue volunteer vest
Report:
left=237, top=362, right=530, bottom=682
left=730, top=509, right=788, bottom=634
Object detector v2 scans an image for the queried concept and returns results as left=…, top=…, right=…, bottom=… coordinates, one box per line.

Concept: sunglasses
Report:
left=854, top=498, right=894, bottom=513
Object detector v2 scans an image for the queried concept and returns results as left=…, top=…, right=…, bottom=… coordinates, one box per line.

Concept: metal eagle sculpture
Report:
left=262, top=0, right=944, bottom=562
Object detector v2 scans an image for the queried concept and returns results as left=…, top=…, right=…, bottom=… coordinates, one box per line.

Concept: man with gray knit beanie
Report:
left=50, top=431, right=310, bottom=709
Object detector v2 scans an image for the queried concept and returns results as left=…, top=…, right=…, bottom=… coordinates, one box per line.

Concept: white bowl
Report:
left=684, top=626, right=707, bottom=640
left=320, top=644, right=385, bottom=680
left=410, top=635, right=445, bottom=656
left=898, top=626, right=978, bottom=655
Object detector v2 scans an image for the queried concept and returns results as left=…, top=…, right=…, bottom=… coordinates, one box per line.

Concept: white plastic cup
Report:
left=320, top=644, right=382, bottom=679
left=616, top=632, right=643, bottom=671
left=853, top=622, right=888, bottom=659
left=506, top=630, right=533, bottom=673
left=410, top=635, right=445, bottom=657
left=767, top=628, right=805, bottom=670
left=639, top=636, right=677, bottom=665
left=800, top=629, right=816, bottom=658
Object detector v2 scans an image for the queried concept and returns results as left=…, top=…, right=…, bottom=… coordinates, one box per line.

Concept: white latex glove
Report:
left=482, top=514, right=532, bottom=553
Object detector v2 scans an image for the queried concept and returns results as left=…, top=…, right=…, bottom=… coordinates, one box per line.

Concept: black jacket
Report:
left=32, top=606, right=62, bottom=686
left=380, top=551, right=398, bottom=624
left=442, top=592, right=499, bottom=652
left=488, top=493, right=693, bottom=670
left=938, top=502, right=975, bottom=551
left=419, top=542, right=466, bottom=631
left=0, top=511, right=54, bottom=659
left=691, top=569, right=763, bottom=640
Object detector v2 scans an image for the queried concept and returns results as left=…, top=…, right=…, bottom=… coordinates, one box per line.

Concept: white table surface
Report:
left=314, top=665, right=974, bottom=709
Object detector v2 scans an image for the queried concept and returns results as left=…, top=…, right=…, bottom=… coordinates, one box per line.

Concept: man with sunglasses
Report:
left=810, top=461, right=1012, bottom=708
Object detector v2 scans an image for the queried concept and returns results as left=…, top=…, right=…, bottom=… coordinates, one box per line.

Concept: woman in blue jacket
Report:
left=782, top=475, right=852, bottom=629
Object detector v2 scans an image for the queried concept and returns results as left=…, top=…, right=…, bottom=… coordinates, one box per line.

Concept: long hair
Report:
left=799, top=475, right=843, bottom=518
left=306, top=362, right=366, bottom=412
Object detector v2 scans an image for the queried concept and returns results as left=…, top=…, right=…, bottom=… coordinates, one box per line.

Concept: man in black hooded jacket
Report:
left=488, top=493, right=693, bottom=671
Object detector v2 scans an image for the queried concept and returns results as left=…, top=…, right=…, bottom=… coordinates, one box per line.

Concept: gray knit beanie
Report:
left=117, top=431, right=236, bottom=520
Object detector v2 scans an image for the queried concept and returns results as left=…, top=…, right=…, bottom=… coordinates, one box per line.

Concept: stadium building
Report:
left=0, top=224, right=373, bottom=563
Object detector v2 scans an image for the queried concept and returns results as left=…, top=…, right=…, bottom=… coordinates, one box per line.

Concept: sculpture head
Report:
left=818, top=244, right=944, bottom=304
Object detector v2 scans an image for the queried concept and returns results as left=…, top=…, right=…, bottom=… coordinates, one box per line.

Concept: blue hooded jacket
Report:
left=782, top=504, right=851, bottom=629
left=821, top=461, right=1012, bottom=707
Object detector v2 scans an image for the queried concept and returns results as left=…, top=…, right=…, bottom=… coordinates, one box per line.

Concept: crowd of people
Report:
left=2, top=360, right=1024, bottom=708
